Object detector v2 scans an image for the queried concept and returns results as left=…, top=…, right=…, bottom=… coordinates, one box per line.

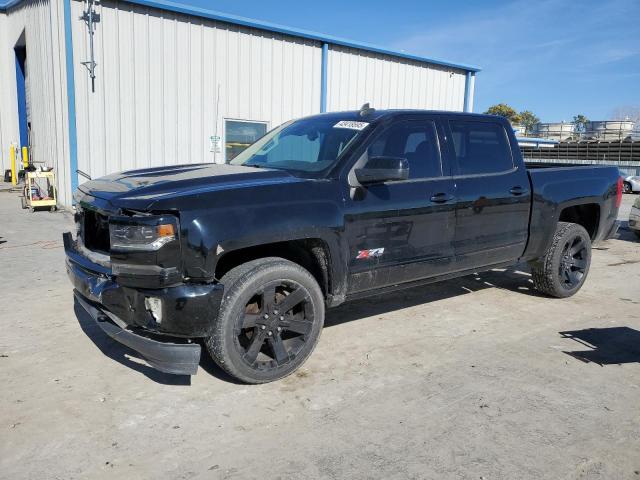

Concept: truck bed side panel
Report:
left=523, top=166, right=619, bottom=261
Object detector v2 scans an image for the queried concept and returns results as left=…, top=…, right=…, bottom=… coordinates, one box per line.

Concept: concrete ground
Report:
left=1, top=191, right=639, bottom=480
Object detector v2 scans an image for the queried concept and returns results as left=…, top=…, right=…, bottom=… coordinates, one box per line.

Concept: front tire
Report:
left=531, top=222, right=592, bottom=298
left=206, top=257, right=324, bottom=384
left=623, top=182, right=632, bottom=194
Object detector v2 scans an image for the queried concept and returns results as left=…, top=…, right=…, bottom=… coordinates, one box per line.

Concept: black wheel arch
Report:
left=558, top=203, right=600, bottom=240
left=213, top=238, right=341, bottom=304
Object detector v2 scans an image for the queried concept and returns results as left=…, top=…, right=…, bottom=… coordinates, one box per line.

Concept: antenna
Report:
left=359, top=103, right=375, bottom=117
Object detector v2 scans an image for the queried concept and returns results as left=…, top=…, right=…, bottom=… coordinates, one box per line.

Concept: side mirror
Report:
left=354, top=156, right=409, bottom=185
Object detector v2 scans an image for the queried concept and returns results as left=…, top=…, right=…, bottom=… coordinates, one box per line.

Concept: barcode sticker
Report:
left=333, top=120, right=369, bottom=130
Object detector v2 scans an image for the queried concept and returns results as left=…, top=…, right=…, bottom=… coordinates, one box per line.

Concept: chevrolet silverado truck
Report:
left=65, top=107, right=622, bottom=383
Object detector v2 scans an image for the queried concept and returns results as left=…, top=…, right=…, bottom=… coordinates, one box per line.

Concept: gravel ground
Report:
left=1, top=191, right=639, bottom=480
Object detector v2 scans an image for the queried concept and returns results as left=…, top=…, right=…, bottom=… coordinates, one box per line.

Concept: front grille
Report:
left=83, top=209, right=111, bottom=253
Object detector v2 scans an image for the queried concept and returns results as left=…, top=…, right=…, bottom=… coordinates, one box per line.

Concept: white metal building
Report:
left=0, top=0, right=480, bottom=206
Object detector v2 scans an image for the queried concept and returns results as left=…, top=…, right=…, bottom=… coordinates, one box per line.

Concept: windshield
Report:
left=229, top=115, right=369, bottom=173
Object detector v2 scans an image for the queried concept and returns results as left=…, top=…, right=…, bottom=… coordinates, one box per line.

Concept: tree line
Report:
left=484, top=103, right=589, bottom=135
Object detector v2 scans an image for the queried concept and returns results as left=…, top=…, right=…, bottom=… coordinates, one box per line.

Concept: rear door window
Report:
left=449, top=121, right=514, bottom=175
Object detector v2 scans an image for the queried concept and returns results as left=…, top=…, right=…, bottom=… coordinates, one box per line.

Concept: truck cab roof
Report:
left=306, top=108, right=503, bottom=123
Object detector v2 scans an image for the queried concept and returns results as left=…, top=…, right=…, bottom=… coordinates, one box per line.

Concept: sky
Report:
left=187, top=0, right=639, bottom=122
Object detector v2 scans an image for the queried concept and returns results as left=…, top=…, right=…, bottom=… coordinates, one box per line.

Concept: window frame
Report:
left=224, top=118, right=270, bottom=163
left=445, top=118, right=517, bottom=179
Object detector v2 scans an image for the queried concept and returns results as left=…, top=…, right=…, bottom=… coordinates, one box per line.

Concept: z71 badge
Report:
left=356, top=248, right=385, bottom=259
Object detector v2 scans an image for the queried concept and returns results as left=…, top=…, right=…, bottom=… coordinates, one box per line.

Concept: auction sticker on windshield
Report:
left=333, top=121, right=369, bottom=130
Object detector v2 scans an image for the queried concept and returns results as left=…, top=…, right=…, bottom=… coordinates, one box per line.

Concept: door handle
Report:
left=509, top=186, right=525, bottom=196
left=430, top=192, right=454, bottom=203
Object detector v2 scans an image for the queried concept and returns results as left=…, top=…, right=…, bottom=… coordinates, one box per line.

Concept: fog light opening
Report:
left=144, top=297, right=163, bottom=324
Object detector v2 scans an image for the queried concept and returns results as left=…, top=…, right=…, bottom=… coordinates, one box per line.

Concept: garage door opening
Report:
left=14, top=36, right=28, bottom=152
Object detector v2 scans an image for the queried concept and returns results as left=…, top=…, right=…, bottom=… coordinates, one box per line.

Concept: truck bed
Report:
left=523, top=164, right=620, bottom=260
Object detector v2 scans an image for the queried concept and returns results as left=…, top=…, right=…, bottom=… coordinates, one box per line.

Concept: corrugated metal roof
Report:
left=0, top=0, right=481, bottom=73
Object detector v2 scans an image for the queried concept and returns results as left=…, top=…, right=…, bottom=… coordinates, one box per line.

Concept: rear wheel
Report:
left=206, top=257, right=324, bottom=384
left=623, top=181, right=632, bottom=194
left=531, top=222, right=592, bottom=298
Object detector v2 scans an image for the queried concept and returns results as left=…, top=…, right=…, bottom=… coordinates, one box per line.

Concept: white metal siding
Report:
left=0, top=13, right=6, bottom=173
left=0, top=11, right=16, bottom=176
left=0, top=0, right=71, bottom=205
left=70, top=0, right=323, bottom=181
left=326, top=45, right=467, bottom=112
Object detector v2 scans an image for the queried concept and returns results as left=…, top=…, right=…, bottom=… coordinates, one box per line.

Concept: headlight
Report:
left=109, top=215, right=178, bottom=251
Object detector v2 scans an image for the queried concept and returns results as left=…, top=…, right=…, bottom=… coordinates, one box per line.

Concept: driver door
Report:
left=342, top=117, right=457, bottom=294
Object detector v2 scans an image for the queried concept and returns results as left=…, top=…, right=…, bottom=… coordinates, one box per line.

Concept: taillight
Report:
left=615, top=177, right=623, bottom=208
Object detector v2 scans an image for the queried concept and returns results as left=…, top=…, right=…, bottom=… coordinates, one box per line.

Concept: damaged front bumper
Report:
left=74, top=291, right=201, bottom=375
left=64, top=232, right=224, bottom=375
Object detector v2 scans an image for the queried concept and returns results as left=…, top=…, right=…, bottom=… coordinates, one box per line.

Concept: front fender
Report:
left=177, top=180, right=348, bottom=296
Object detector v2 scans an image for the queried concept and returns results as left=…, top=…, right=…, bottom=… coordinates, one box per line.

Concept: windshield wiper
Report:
left=245, top=163, right=283, bottom=170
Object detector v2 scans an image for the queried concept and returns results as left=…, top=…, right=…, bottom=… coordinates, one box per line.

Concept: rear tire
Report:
left=623, top=181, right=632, bottom=194
left=206, top=257, right=324, bottom=384
left=530, top=222, right=592, bottom=298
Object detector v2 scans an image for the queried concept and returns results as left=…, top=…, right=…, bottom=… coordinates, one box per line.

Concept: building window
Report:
left=225, top=120, right=268, bottom=161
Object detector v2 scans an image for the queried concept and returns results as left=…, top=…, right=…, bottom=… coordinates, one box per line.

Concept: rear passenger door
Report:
left=446, top=118, right=531, bottom=270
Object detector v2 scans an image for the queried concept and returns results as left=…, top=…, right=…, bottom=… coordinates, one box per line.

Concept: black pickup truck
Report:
left=65, top=107, right=622, bottom=383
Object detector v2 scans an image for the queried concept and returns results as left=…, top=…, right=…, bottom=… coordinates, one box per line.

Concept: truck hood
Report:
left=77, top=163, right=301, bottom=208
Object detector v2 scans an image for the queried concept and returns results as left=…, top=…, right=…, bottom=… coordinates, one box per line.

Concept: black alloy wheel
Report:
left=558, top=235, right=588, bottom=290
left=531, top=221, right=592, bottom=298
left=207, top=257, right=324, bottom=384
left=235, top=279, right=314, bottom=370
